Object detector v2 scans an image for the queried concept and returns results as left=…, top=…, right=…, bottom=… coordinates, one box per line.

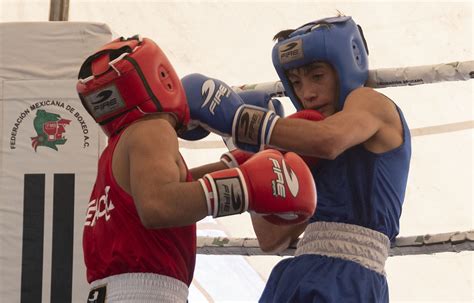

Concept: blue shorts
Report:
left=259, top=254, right=388, bottom=303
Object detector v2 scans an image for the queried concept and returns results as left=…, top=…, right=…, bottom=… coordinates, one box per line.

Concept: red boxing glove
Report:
left=287, top=109, right=325, bottom=166
left=288, top=109, right=325, bottom=121
left=220, top=149, right=254, bottom=168
left=199, top=149, right=316, bottom=225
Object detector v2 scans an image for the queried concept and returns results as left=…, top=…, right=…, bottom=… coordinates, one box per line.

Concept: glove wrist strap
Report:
left=198, top=178, right=214, bottom=216
left=199, top=169, right=249, bottom=218
left=232, top=105, right=278, bottom=152
left=220, top=152, right=238, bottom=168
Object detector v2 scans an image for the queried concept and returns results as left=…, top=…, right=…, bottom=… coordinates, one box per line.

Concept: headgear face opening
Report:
left=272, top=16, right=369, bottom=111
left=77, top=36, right=189, bottom=137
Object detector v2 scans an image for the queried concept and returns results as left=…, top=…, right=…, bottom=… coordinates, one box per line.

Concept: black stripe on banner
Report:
left=50, top=174, right=75, bottom=303
left=21, top=174, right=45, bottom=303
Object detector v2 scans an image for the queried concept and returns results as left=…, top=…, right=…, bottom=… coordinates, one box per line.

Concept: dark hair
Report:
left=273, top=29, right=294, bottom=41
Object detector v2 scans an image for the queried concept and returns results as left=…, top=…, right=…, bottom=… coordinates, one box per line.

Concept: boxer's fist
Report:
left=182, top=73, right=279, bottom=152
left=238, top=90, right=285, bottom=118
left=178, top=121, right=210, bottom=141
left=199, top=149, right=316, bottom=225
left=288, top=109, right=324, bottom=121
left=181, top=73, right=243, bottom=137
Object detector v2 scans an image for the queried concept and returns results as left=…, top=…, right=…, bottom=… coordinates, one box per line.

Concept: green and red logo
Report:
left=31, top=110, right=71, bottom=151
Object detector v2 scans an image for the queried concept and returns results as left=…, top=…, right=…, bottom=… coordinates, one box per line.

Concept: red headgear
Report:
left=77, top=35, right=189, bottom=137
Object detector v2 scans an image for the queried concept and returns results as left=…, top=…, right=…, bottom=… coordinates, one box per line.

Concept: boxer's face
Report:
left=287, top=61, right=339, bottom=116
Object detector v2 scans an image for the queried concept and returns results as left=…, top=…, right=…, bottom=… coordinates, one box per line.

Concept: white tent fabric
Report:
left=1, top=1, right=472, bottom=302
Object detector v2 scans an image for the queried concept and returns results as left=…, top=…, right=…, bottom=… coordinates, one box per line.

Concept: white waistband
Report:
left=90, top=273, right=188, bottom=303
left=295, top=222, right=390, bottom=275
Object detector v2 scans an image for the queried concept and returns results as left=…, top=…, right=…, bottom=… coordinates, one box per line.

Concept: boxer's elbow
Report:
left=135, top=199, right=174, bottom=229
left=138, top=210, right=166, bottom=229
left=311, top=133, right=347, bottom=160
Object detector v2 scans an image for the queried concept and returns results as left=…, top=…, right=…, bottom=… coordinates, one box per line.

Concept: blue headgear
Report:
left=272, top=16, right=369, bottom=111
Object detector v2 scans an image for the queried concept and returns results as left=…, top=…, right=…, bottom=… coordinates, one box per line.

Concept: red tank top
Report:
left=83, top=132, right=196, bottom=285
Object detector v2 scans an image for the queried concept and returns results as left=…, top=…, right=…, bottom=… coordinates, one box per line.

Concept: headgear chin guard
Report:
left=272, top=16, right=369, bottom=111
left=77, top=35, right=189, bottom=137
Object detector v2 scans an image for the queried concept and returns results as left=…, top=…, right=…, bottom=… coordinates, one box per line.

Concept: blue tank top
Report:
left=309, top=106, right=411, bottom=240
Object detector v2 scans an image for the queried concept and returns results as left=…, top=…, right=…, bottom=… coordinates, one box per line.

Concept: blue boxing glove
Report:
left=232, top=104, right=280, bottom=152
left=182, top=73, right=241, bottom=137
left=178, top=76, right=210, bottom=141
left=178, top=121, right=210, bottom=141
left=223, top=90, right=285, bottom=150
left=182, top=73, right=279, bottom=152
left=237, top=90, right=285, bottom=118
left=179, top=90, right=284, bottom=142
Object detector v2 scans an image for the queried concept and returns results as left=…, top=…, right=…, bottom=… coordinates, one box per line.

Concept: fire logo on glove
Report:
left=270, top=157, right=299, bottom=198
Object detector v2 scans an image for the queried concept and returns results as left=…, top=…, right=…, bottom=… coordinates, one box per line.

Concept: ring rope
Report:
left=179, top=60, right=473, bottom=149
left=411, top=120, right=473, bottom=137
left=179, top=120, right=473, bottom=149
left=234, top=60, right=474, bottom=94
left=197, top=230, right=474, bottom=256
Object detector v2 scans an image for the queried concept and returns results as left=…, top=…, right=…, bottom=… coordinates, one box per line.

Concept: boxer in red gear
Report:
left=77, top=36, right=316, bottom=303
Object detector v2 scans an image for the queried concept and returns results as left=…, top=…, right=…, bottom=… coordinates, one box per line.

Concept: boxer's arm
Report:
left=189, top=148, right=253, bottom=180
left=269, top=87, right=401, bottom=159
left=251, top=213, right=307, bottom=253
left=119, top=118, right=316, bottom=229
left=189, top=161, right=228, bottom=180
left=123, top=118, right=209, bottom=228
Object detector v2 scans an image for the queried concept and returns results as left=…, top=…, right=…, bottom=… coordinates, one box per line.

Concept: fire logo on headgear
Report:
left=31, top=109, right=71, bottom=151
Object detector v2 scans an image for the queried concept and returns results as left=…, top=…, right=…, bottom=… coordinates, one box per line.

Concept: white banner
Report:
left=0, top=22, right=111, bottom=303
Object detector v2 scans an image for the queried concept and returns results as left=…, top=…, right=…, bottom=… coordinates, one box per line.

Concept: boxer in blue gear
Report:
left=250, top=16, right=411, bottom=302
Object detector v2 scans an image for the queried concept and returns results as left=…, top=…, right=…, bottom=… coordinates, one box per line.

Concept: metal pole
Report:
left=49, top=0, right=70, bottom=21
